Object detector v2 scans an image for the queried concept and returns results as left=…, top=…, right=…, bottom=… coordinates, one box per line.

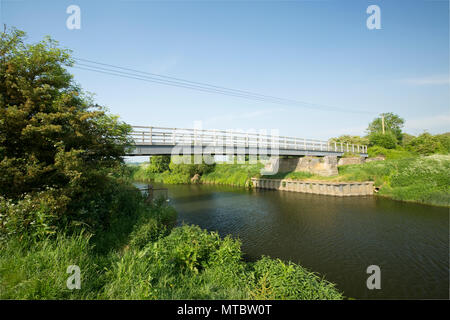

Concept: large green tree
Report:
left=0, top=29, right=131, bottom=205
left=367, top=112, right=404, bottom=144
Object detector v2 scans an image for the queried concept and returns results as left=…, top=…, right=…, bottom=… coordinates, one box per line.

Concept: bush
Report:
left=0, top=189, right=69, bottom=242
left=367, top=146, right=414, bottom=160
left=129, top=219, right=167, bottom=250
left=128, top=204, right=176, bottom=250
left=435, top=133, right=450, bottom=154
left=132, top=158, right=216, bottom=184
left=148, top=156, right=171, bottom=173
left=369, top=132, right=397, bottom=149
left=406, top=133, right=446, bottom=155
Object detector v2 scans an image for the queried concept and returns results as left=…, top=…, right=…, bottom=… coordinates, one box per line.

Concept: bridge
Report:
left=127, top=126, right=368, bottom=157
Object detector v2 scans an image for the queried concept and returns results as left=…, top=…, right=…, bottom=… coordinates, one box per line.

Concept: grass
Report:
left=201, top=163, right=263, bottom=187
left=132, top=162, right=264, bottom=187
left=0, top=195, right=343, bottom=300
left=338, top=155, right=450, bottom=206
left=367, top=146, right=415, bottom=160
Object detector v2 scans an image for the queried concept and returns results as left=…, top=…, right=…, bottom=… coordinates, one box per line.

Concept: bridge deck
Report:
left=127, top=126, right=368, bottom=157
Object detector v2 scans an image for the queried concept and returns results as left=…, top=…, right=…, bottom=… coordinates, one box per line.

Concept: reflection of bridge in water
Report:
left=127, top=126, right=368, bottom=157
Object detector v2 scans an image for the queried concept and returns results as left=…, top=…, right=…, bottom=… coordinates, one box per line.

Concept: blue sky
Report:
left=2, top=0, right=449, bottom=139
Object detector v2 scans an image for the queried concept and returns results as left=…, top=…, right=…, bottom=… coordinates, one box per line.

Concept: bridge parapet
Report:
left=129, top=126, right=368, bottom=155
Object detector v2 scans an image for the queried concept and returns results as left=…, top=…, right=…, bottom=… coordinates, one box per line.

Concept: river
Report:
left=135, top=182, right=449, bottom=299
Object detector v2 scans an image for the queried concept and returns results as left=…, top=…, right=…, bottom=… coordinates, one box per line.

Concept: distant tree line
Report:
left=329, top=112, right=450, bottom=156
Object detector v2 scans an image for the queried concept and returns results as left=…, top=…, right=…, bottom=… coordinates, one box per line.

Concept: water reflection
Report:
left=134, top=182, right=449, bottom=299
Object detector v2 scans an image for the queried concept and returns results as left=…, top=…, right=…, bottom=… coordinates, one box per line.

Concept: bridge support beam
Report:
left=264, top=156, right=339, bottom=177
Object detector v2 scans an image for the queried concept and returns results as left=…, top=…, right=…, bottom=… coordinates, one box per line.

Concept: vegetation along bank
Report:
left=0, top=29, right=343, bottom=300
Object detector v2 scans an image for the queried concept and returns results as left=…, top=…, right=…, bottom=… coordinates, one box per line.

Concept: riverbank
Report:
left=0, top=189, right=343, bottom=299
left=265, top=155, right=449, bottom=207
left=131, top=155, right=450, bottom=207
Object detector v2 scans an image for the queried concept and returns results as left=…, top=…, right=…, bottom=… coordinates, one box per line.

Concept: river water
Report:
left=135, top=182, right=449, bottom=299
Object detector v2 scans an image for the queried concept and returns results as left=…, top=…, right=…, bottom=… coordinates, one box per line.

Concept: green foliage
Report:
left=132, top=157, right=216, bottom=185
left=368, top=131, right=398, bottom=149
left=128, top=204, right=176, bottom=250
left=401, top=133, right=416, bottom=147
left=101, top=225, right=343, bottom=299
left=0, top=189, right=63, bottom=242
left=201, top=163, right=263, bottom=187
left=405, top=132, right=446, bottom=155
left=1, top=215, right=343, bottom=299
left=248, top=257, right=342, bottom=300
left=367, top=146, right=414, bottom=160
left=338, top=155, right=450, bottom=206
left=328, top=135, right=369, bottom=146
left=264, top=171, right=313, bottom=180
left=366, top=112, right=404, bottom=143
left=0, top=28, right=132, bottom=237
left=148, top=156, right=170, bottom=173
left=435, top=133, right=450, bottom=153
left=0, top=232, right=103, bottom=299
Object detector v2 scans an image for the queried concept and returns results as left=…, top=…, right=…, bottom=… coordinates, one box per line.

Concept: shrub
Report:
left=406, top=132, right=446, bottom=155
left=368, top=146, right=414, bottom=160
left=0, top=189, right=69, bottom=242
left=148, top=156, right=171, bottom=173
left=128, top=203, right=176, bottom=250
left=369, top=132, right=397, bottom=149
left=129, top=219, right=167, bottom=250
left=435, top=133, right=450, bottom=154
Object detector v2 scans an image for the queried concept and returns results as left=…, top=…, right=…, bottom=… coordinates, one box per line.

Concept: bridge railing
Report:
left=130, top=126, right=368, bottom=154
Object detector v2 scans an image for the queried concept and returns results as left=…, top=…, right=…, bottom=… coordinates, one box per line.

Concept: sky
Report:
left=1, top=0, right=449, bottom=141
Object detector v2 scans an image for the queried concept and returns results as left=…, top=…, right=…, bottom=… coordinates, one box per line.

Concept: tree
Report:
left=367, top=113, right=404, bottom=143
left=368, top=132, right=397, bottom=149
left=148, top=155, right=170, bottom=173
left=406, top=132, right=445, bottom=155
left=401, top=133, right=416, bottom=147
left=0, top=28, right=132, bottom=228
left=435, top=133, right=450, bottom=154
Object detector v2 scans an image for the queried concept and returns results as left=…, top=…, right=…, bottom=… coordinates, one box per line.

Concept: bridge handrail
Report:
left=129, top=126, right=368, bottom=154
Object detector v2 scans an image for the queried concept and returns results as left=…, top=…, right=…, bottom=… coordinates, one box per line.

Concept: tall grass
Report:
left=0, top=197, right=343, bottom=300
left=100, top=225, right=343, bottom=300
left=201, top=163, right=263, bottom=187
left=0, top=232, right=103, bottom=299
left=338, top=155, right=449, bottom=206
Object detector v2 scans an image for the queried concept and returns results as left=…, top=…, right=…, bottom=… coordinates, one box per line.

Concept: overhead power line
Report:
left=70, top=58, right=375, bottom=115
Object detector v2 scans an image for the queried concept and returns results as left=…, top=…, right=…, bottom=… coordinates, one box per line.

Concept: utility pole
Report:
left=381, top=114, right=385, bottom=134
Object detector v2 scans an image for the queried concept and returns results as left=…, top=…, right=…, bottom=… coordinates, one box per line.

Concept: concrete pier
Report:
left=251, top=178, right=373, bottom=196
